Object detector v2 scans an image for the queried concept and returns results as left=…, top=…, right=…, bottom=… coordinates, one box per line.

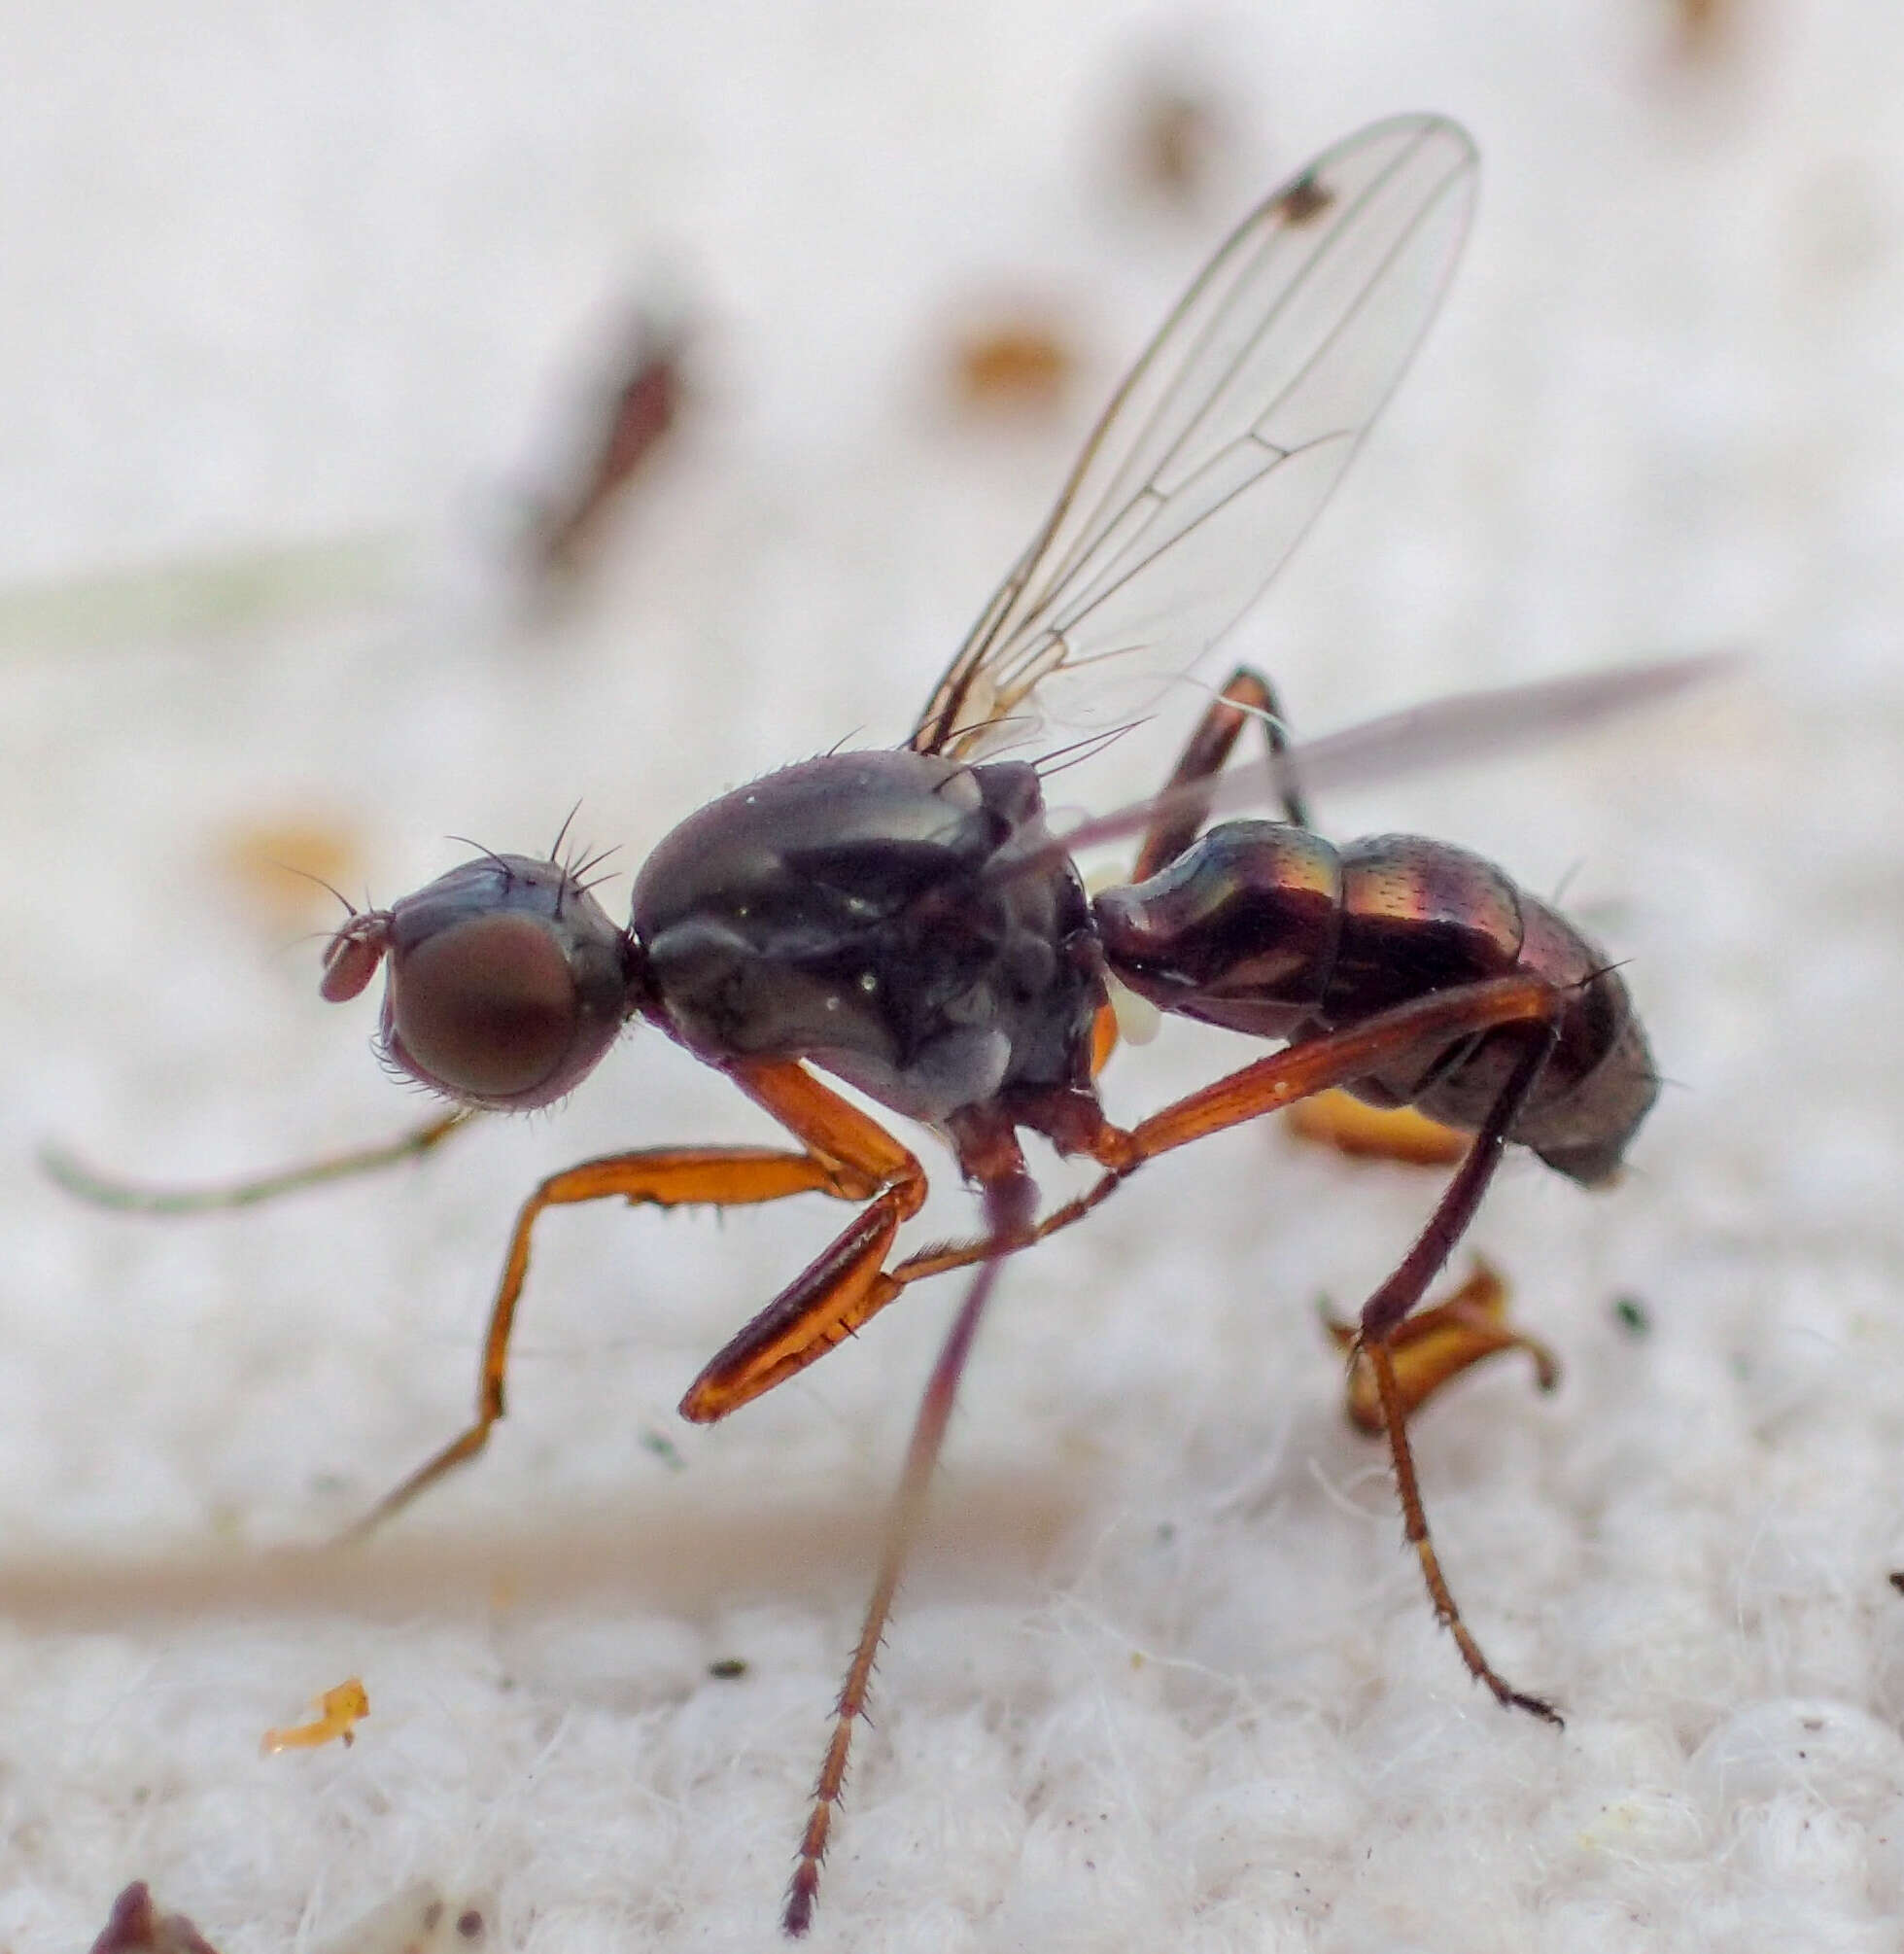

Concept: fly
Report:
left=53, top=116, right=1721, bottom=1935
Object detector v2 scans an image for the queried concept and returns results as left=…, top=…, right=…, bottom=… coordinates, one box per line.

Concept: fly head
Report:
left=321, top=855, right=640, bottom=1110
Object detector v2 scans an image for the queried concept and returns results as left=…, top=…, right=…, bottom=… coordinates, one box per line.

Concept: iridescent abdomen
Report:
left=1092, top=821, right=1655, bottom=1186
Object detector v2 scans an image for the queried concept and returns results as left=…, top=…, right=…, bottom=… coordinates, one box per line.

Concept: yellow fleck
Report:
left=261, top=1677, right=369, bottom=1755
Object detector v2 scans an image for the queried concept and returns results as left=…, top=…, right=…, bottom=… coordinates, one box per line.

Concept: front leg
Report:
left=349, top=1060, right=922, bottom=1534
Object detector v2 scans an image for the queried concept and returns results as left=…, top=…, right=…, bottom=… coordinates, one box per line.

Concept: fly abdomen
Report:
left=1492, top=892, right=1656, bottom=1186
left=1095, top=822, right=1656, bottom=1187
left=1340, top=849, right=1654, bottom=1186
left=1090, top=821, right=1343, bottom=1039
left=1324, top=836, right=1526, bottom=1014
left=1320, top=833, right=1530, bottom=1114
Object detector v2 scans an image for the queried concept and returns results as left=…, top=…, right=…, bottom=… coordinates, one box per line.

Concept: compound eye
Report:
left=349, top=854, right=633, bottom=1111
left=390, top=910, right=589, bottom=1105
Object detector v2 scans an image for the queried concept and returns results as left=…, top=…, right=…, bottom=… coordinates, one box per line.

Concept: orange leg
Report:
left=877, top=975, right=1564, bottom=1292
left=709, top=980, right=1570, bottom=1738
left=681, top=974, right=1570, bottom=1430
left=348, top=1059, right=924, bottom=1537
left=749, top=979, right=1570, bottom=1930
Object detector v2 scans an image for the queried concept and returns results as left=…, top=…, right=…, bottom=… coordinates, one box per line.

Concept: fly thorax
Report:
left=631, top=750, right=1097, bottom=1121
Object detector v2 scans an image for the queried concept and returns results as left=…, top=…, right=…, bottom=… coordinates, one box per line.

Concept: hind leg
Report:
left=1133, top=665, right=1306, bottom=881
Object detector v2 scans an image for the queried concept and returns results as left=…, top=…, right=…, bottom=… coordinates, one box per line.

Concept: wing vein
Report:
left=910, top=115, right=1478, bottom=761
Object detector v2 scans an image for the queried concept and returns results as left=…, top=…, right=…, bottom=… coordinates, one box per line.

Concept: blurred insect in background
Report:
left=57, top=117, right=1717, bottom=1934
left=512, top=308, right=689, bottom=590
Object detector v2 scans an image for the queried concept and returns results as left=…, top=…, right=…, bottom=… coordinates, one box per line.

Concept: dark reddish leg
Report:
left=1348, top=1025, right=1563, bottom=1722
left=1133, top=664, right=1305, bottom=882
left=1117, top=1004, right=1567, bottom=1721
left=901, top=976, right=1565, bottom=1273
left=1321, top=1258, right=1559, bottom=1435
left=807, top=980, right=1568, bottom=1718
left=782, top=1114, right=1036, bottom=1938
left=690, top=975, right=1570, bottom=1424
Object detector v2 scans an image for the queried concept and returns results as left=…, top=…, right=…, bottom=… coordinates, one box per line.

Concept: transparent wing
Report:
left=911, top=115, right=1478, bottom=759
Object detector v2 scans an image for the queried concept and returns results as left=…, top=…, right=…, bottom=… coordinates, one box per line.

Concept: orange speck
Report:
left=1287, top=1090, right=1469, bottom=1167
left=952, top=323, right=1076, bottom=415
left=260, top=1677, right=369, bottom=1755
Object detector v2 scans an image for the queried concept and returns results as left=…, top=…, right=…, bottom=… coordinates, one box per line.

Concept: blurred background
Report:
left=2, top=3, right=1901, bottom=1949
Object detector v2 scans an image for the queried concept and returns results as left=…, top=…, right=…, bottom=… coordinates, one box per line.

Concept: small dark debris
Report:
left=1669, top=0, right=1740, bottom=61
left=1128, top=85, right=1228, bottom=206
left=1612, top=1295, right=1650, bottom=1338
left=518, top=315, right=689, bottom=584
left=456, top=1909, right=486, bottom=1940
left=640, top=1428, right=687, bottom=1472
left=1889, top=1572, right=1904, bottom=1596
left=1277, top=172, right=1333, bottom=227
left=89, top=1883, right=223, bottom=1954
left=709, top=1657, right=749, bottom=1680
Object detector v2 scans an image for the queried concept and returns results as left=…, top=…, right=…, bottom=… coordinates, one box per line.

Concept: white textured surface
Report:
left=2, top=5, right=1901, bottom=1950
